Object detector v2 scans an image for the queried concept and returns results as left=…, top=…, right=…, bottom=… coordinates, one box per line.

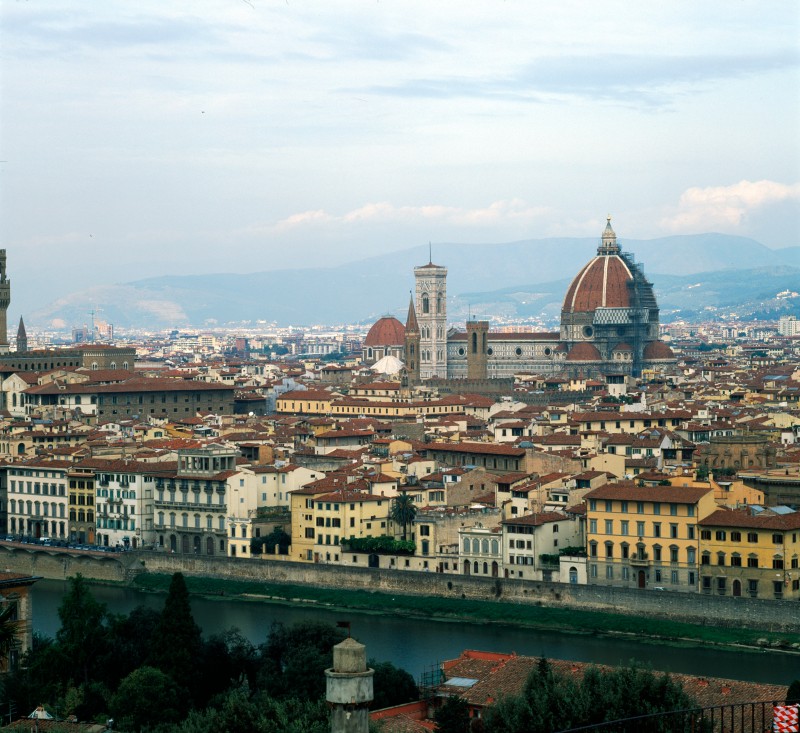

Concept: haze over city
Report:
left=2, top=0, right=799, bottom=323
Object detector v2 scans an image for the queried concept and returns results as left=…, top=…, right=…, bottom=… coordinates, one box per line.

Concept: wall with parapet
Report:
left=2, top=546, right=797, bottom=633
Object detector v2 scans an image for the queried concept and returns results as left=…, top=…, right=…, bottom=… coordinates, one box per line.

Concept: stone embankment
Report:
left=3, top=545, right=798, bottom=633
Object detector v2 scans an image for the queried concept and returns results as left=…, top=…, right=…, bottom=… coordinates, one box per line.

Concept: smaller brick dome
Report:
left=365, top=316, right=405, bottom=347
left=566, top=343, right=602, bottom=361
left=644, top=340, right=675, bottom=360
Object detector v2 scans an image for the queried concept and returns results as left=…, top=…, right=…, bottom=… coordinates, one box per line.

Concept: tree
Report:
left=434, top=696, right=471, bottom=733
left=483, top=660, right=692, bottom=733
left=390, top=493, right=417, bottom=541
left=787, top=679, right=800, bottom=704
left=0, top=600, right=19, bottom=671
left=257, top=621, right=346, bottom=700
left=147, top=572, right=203, bottom=701
left=110, top=666, right=182, bottom=731
left=370, top=659, right=419, bottom=710
left=252, top=528, right=291, bottom=555
left=56, top=574, right=110, bottom=687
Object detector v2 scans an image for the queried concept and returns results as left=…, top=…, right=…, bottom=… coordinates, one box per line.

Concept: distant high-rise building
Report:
left=778, top=315, right=799, bottom=337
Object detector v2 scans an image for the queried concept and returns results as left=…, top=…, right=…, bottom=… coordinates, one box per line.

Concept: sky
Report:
left=1, top=1, right=799, bottom=319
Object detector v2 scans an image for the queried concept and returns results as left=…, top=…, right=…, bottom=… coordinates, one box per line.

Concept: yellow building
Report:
left=584, top=483, right=716, bottom=592
left=68, top=468, right=96, bottom=544
left=275, top=390, right=334, bottom=416
left=698, top=509, right=800, bottom=600
left=290, top=484, right=391, bottom=563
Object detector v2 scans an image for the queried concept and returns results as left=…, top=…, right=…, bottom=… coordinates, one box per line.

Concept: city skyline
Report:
left=1, top=1, right=798, bottom=314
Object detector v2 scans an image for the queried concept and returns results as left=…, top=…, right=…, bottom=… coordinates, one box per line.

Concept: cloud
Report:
left=362, top=51, right=798, bottom=107
left=663, top=180, right=800, bottom=232
left=273, top=199, right=551, bottom=231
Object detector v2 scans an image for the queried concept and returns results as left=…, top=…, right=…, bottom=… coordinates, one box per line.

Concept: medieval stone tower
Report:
left=466, top=319, right=489, bottom=380
left=325, top=637, right=374, bottom=733
left=414, top=257, right=447, bottom=379
left=0, top=250, right=10, bottom=354
left=403, top=295, right=421, bottom=386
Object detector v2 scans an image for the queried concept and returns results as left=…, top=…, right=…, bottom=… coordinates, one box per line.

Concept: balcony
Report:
left=628, top=552, right=650, bottom=567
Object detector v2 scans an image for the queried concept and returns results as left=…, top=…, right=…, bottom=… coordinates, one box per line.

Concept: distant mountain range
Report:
left=31, top=234, right=800, bottom=329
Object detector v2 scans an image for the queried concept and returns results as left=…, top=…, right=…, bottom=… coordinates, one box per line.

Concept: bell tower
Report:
left=414, top=254, right=447, bottom=380
left=0, top=250, right=10, bottom=354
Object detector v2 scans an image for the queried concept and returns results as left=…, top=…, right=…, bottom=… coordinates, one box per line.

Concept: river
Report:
left=30, top=579, right=798, bottom=685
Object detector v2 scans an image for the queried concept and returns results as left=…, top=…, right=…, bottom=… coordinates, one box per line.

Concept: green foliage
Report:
left=257, top=621, right=346, bottom=700
left=344, top=535, right=416, bottom=554
left=434, top=696, right=471, bottom=733
left=483, top=659, right=693, bottom=733
left=56, top=574, right=111, bottom=687
left=252, top=528, right=291, bottom=555
left=147, top=572, right=203, bottom=702
left=787, top=679, right=800, bottom=703
left=110, top=666, right=182, bottom=731
left=390, top=494, right=417, bottom=540
left=370, top=659, right=420, bottom=710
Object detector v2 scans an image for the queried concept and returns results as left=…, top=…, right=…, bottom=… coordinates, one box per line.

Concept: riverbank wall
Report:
left=3, top=546, right=798, bottom=633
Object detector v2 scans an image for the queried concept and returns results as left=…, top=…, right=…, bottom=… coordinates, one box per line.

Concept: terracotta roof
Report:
left=563, top=254, right=632, bottom=313
left=645, top=340, right=676, bottom=360
left=585, top=482, right=713, bottom=503
left=699, top=508, right=800, bottom=531
left=501, top=511, right=571, bottom=526
left=365, top=316, right=405, bottom=347
left=566, top=342, right=602, bottom=362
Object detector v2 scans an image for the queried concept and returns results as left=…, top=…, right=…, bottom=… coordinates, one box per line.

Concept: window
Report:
left=589, top=541, right=597, bottom=558
left=653, top=546, right=662, bottom=562
left=687, top=548, right=696, bottom=564
left=747, top=532, right=758, bottom=543
left=604, top=500, right=613, bottom=512
left=670, top=504, right=678, bottom=516
left=772, top=534, right=783, bottom=545
left=636, top=502, right=644, bottom=514
left=589, top=519, right=597, bottom=533
left=730, top=554, right=741, bottom=567
left=717, top=552, right=725, bottom=566
left=605, top=566, right=613, bottom=579
left=772, top=557, right=784, bottom=570
left=670, top=546, right=679, bottom=563
left=653, top=503, right=661, bottom=516
left=717, top=577, right=726, bottom=595
left=605, top=542, right=613, bottom=559
left=620, top=521, right=629, bottom=536
left=748, top=579, right=758, bottom=598
left=701, top=552, right=710, bottom=566
left=620, top=501, right=628, bottom=513
left=715, top=530, right=726, bottom=541
left=731, top=531, right=741, bottom=542
left=670, top=524, right=678, bottom=539
left=687, top=525, right=695, bottom=540
left=701, top=530, right=711, bottom=541
left=747, top=556, right=758, bottom=568
left=653, top=522, right=661, bottom=538
left=636, top=521, right=645, bottom=537
left=605, top=520, right=613, bottom=534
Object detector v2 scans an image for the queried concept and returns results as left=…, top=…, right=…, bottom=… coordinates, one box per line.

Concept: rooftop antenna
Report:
left=429, top=241, right=432, bottom=264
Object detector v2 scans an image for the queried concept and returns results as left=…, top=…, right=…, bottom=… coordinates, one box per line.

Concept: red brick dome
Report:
left=566, top=343, right=602, bottom=361
left=644, top=340, right=675, bottom=360
left=613, top=342, right=633, bottom=352
left=365, top=316, right=405, bottom=347
left=563, top=254, right=633, bottom=313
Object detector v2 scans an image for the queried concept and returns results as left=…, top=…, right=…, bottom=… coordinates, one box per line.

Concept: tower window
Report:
left=422, top=294, right=429, bottom=314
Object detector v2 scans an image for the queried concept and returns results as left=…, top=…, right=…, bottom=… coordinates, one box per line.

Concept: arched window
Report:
left=463, top=538, right=469, bottom=553
left=472, top=538, right=479, bottom=554
left=491, top=539, right=498, bottom=554
left=472, top=332, right=478, bottom=354
left=422, top=294, right=429, bottom=314
left=437, top=294, right=442, bottom=313
left=481, top=539, right=489, bottom=554
left=473, top=561, right=479, bottom=574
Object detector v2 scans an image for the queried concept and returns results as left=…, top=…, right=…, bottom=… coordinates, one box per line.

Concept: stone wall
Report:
left=4, top=546, right=798, bottom=633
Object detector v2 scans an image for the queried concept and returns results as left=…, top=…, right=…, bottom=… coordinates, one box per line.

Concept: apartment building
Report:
left=585, top=483, right=717, bottom=591
left=6, top=460, right=71, bottom=539
left=698, top=508, right=800, bottom=600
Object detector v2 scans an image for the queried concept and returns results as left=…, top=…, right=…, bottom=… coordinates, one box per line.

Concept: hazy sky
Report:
left=1, top=1, right=799, bottom=315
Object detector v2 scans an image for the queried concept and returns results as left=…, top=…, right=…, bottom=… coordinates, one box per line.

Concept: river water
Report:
left=30, top=579, right=798, bottom=685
